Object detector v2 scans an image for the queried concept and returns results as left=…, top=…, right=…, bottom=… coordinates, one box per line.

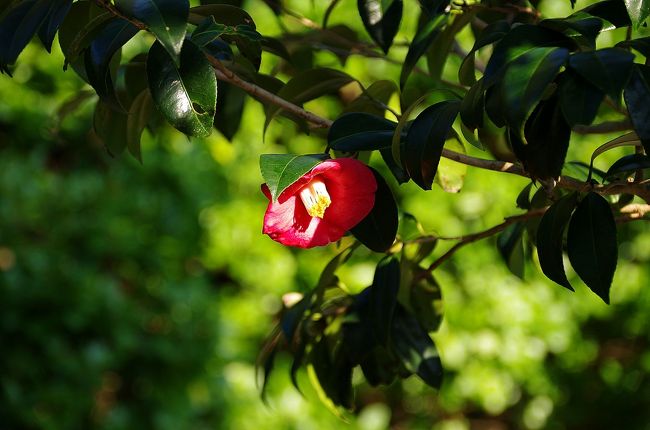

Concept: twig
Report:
left=573, top=119, right=632, bottom=135
left=93, top=0, right=146, bottom=30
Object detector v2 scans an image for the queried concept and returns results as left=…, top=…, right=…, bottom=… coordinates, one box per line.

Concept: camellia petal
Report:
left=262, top=158, right=377, bottom=248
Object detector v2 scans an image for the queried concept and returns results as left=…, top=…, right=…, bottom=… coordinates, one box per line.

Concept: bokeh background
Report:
left=2, top=0, right=650, bottom=429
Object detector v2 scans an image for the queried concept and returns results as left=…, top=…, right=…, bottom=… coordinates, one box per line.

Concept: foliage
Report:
left=2, top=0, right=650, bottom=426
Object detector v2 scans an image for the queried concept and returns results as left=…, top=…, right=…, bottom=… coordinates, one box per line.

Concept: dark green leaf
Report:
left=84, top=18, right=139, bottom=109
left=214, top=80, right=246, bottom=141
left=568, top=48, right=635, bottom=101
left=189, top=4, right=255, bottom=27
left=624, top=65, right=650, bottom=153
left=567, top=192, right=618, bottom=304
left=59, top=3, right=112, bottom=75
left=583, top=0, right=631, bottom=27
left=259, top=154, right=328, bottom=202
left=409, top=270, right=443, bottom=332
left=418, top=0, right=447, bottom=17
left=400, top=13, right=446, bottom=88
left=617, top=36, right=650, bottom=57
left=606, top=153, right=650, bottom=179
left=328, top=113, right=397, bottom=152
left=390, top=305, right=443, bottom=388
left=359, top=347, right=398, bottom=386
left=516, top=182, right=534, bottom=210
left=537, top=193, right=578, bottom=291
left=309, top=337, right=354, bottom=408
left=38, top=0, right=73, bottom=52
left=116, top=0, right=189, bottom=62
left=357, top=0, right=403, bottom=53
left=93, top=100, right=128, bottom=156
left=484, top=25, right=575, bottom=86
left=558, top=69, right=605, bottom=127
left=404, top=100, right=460, bottom=190
left=369, top=256, right=400, bottom=345
left=350, top=168, right=398, bottom=252
left=509, top=93, right=571, bottom=180
left=540, top=12, right=607, bottom=50
left=459, top=78, right=485, bottom=130
left=624, top=0, right=650, bottom=29
left=497, top=222, right=526, bottom=279
left=126, top=89, right=154, bottom=162
left=0, top=0, right=51, bottom=73
left=458, top=20, right=510, bottom=86
left=265, top=68, right=355, bottom=131
left=147, top=39, right=217, bottom=137
left=501, top=46, right=569, bottom=138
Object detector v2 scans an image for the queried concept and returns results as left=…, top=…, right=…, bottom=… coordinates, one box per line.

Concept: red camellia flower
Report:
left=262, top=158, right=377, bottom=248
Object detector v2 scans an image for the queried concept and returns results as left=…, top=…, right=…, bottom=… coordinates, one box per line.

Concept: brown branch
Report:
left=93, top=0, right=650, bottom=203
left=93, top=0, right=147, bottom=30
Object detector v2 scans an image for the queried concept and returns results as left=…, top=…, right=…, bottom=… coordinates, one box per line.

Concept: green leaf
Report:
left=606, top=153, right=650, bottom=180
left=359, top=346, right=398, bottom=386
left=59, top=3, right=112, bottom=75
left=0, top=0, right=51, bottom=73
left=214, top=80, right=246, bottom=141
left=116, top=0, right=189, bottom=62
left=501, top=46, right=569, bottom=138
left=308, top=337, right=354, bottom=409
left=458, top=20, right=510, bottom=86
left=409, top=270, right=443, bottom=332
left=536, top=193, right=578, bottom=291
left=567, top=192, right=618, bottom=304
left=540, top=12, right=608, bottom=50
left=404, top=100, right=461, bottom=190
left=369, top=256, right=400, bottom=345
left=617, top=36, right=650, bottom=57
left=38, top=0, right=73, bottom=53
left=583, top=0, right=631, bottom=27
left=459, top=78, right=485, bottom=130
left=558, top=69, right=605, bottom=127
left=350, top=168, right=398, bottom=252
left=189, top=4, right=255, bottom=27
left=264, top=68, right=355, bottom=132
left=126, top=89, right=154, bottom=162
left=390, top=305, right=443, bottom=388
left=497, top=222, right=526, bottom=279
left=484, top=25, right=575, bottom=86
left=147, top=39, right=217, bottom=137
left=425, top=9, right=475, bottom=84
left=624, top=0, right=650, bottom=29
left=93, top=100, right=128, bottom=156
left=509, top=93, right=571, bottom=180
left=624, top=65, right=650, bottom=154
left=435, top=138, right=466, bottom=193
left=357, top=0, right=403, bottom=54
left=328, top=113, right=397, bottom=152
left=84, top=18, right=139, bottom=109
left=317, top=244, right=359, bottom=290
left=568, top=48, right=635, bottom=102
left=400, top=13, right=446, bottom=88
left=259, top=154, right=328, bottom=202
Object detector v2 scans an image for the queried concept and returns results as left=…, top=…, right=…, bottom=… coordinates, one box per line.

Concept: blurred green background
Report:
left=2, top=1, right=650, bottom=429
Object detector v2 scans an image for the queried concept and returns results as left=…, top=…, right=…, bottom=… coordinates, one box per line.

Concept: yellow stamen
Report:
left=299, top=179, right=331, bottom=218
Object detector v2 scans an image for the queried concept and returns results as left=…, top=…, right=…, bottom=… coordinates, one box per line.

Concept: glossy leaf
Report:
left=537, top=193, right=578, bottom=291
left=84, top=18, right=139, bottom=109
left=38, top=0, right=73, bottom=52
left=567, top=192, right=618, bottom=304
left=400, top=13, right=446, bottom=88
left=583, top=0, right=632, bottom=27
left=540, top=12, right=608, bottom=50
left=116, top=0, right=189, bottom=62
left=624, top=0, right=650, bottom=29
left=350, top=168, right=398, bottom=252
left=624, top=65, right=650, bottom=154
left=459, top=78, right=485, bottom=130
left=357, top=0, right=403, bottom=53
left=404, top=100, right=461, bottom=190
left=259, top=154, right=328, bottom=202
left=0, top=0, right=51, bottom=73
left=264, top=68, right=355, bottom=131
left=568, top=48, right=635, bottom=101
left=368, top=256, right=400, bottom=345
left=558, top=69, right=604, bottom=127
left=391, top=305, right=443, bottom=389
left=147, top=40, right=217, bottom=137
left=501, top=46, right=569, bottom=138
left=328, top=113, right=397, bottom=152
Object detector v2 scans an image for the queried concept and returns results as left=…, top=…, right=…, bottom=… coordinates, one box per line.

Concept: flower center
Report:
left=299, top=179, right=331, bottom=218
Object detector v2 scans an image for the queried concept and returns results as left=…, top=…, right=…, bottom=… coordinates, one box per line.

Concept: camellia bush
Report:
left=2, top=0, right=650, bottom=413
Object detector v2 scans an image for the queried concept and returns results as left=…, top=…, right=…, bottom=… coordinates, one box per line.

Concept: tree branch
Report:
left=573, top=119, right=632, bottom=135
